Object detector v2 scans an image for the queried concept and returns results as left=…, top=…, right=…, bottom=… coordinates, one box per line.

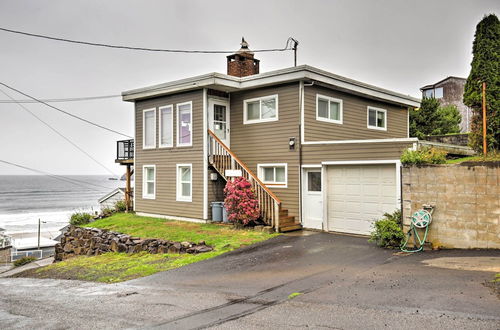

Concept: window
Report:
left=367, top=107, right=387, bottom=131
left=176, top=164, right=192, bottom=202
left=244, top=95, right=278, bottom=124
left=142, top=165, right=156, bottom=199
left=316, top=94, right=343, bottom=124
left=159, top=105, right=173, bottom=148
left=307, top=171, right=322, bottom=192
left=177, top=102, right=192, bottom=147
left=257, top=163, right=287, bottom=188
left=434, top=87, right=443, bottom=99
left=423, top=87, right=443, bottom=99
left=143, top=108, right=156, bottom=149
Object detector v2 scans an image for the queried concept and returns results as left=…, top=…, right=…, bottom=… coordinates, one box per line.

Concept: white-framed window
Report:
left=143, top=108, right=156, bottom=149
left=423, top=87, right=443, bottom=99
left=316, top=94, right=343, bottom=124
left=257, top=163, right=287, bottom=188
left=177, top=102, right=192, bottom=147
left=176, top=164, right=192, bottom=202
left=243, top=94, right=278, bottom=124
left=367, top=106, right=387, bottom=131
left=159, top=105, right=173, bottom=148
left=142, top=165, right=156, bottom=199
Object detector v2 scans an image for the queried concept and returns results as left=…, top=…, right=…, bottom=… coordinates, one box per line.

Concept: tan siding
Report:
left=135, top=90, right=204, bottom=219
left=302, top=142, right=413, bottom=164
left=230, top=83, right=301, bottom=219
left=304, top=85, right=408, bottom=141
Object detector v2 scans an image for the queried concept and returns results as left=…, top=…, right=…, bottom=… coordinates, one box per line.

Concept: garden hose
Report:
left=401, top=207, right=433, bottom=253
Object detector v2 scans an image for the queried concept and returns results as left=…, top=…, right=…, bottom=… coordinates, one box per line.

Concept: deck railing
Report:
left=208, top=130, right=281, bottom=228
left=116, top=139, right=134, bottom=160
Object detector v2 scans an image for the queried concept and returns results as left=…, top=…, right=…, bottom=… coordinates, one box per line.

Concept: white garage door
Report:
left=327, top=164, right=398, bottom=235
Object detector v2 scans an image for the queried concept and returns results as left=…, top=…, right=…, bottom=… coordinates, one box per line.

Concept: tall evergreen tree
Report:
left=409, top=97, right=461, bottom=139
left=463, top=14, right=500, bottom=152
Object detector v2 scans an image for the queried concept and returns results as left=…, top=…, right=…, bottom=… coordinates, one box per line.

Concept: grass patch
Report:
left=494, top=274, right=500, bottom=283
left=27, top=213, right=277, bottom=283
left=446, top=154, right=500, bottom=164
left=288, top=292, right=302, bottom=299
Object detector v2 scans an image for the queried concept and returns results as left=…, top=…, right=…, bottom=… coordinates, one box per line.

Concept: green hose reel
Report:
left=401, top=205, right=434, bottom=253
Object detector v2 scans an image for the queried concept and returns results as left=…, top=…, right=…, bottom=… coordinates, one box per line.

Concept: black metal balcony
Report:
left=116, top=139, right=134, bottom=164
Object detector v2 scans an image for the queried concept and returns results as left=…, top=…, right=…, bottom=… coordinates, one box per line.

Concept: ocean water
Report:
left=0, top=175, right=122, bottom=235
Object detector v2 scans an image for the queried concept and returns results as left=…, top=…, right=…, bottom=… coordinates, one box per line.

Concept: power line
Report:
left=0, top=88, right=118, bottom=177
left=0, top=94, right=120, bottom=103
left=0, top=159, right=116, bottom=191
left=0, top=82, right=132, bottom=139
left=0, top=27, right=295, bottom=54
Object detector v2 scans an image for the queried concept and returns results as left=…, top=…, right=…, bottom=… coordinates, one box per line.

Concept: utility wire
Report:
left=0, top=88, right=118, bottom=177
left=0, top=159, right=116, bottom=191
left=0, top=94, right=120, bottom=103
left=0, top=27, right=295, bottom=53
left=0, top=82, right=132, bottom=139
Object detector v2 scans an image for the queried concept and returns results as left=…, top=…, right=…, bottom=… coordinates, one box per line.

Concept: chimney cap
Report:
left=237, top=37, right=254, bottom=55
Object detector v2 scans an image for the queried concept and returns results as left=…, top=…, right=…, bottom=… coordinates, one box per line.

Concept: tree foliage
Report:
left=463, top=14, right=500, bottom=152
left=409, top=97, right=461, bottom=139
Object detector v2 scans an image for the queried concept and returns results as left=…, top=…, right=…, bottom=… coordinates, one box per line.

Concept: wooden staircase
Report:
left=208, top=130, right=301, bottom=232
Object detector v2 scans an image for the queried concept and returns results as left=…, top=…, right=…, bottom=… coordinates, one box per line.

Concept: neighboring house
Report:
left=420, top=77, right=472, bottom=133
left=98, top=187, right=131, bottom=209
left=118, top=39, right=419, bottom=235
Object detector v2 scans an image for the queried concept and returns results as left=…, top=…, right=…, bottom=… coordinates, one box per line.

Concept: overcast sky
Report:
left=0, top=0, right=498, bottom=175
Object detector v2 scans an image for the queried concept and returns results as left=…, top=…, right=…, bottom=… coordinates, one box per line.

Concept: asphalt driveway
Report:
left=1, top=232, right=499, bottom=329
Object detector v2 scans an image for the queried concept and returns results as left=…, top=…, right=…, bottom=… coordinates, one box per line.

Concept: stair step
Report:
left=280, top=216, right=295, bottom=223
left=279, top=209, right=289, bottom=216
left=279, top=223, right=302, bottom=232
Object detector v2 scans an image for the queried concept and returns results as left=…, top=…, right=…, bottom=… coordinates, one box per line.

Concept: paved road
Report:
left=0, top=232, right=498, bottom=329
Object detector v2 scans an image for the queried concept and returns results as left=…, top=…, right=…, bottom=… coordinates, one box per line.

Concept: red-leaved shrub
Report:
left=224, top=177, right=260, bottom=225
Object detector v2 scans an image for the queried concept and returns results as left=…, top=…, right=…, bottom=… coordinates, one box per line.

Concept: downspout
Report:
left=298, top=81, right=304, bottom=224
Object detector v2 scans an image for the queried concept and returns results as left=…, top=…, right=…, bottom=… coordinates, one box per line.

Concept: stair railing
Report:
left=208, top=130, right=281, bottom=229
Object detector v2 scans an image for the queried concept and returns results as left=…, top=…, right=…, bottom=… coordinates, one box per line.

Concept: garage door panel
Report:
left=327, top=164, right=398, bottom=236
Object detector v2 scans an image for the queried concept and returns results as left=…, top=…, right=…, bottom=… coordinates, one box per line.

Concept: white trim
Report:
left=257, top=163, right=288, bottom=188
left=142, top=165, right=156, bottom=199
left=302, top=137, right=417, bottom=145
left=176, top=163, right=192, bottom=202
left=142, top=108, right=156, bottom=149
left=316, top=94, right=343, bottom=125
left=98, top=188, right=125, bottom=203
left=208, top=98, right=231, bottom=146
left=176, top=101, right=193, bottom=147
left=301, top=164, right=322, bottom=168
left=367, top=106, right=387, bottom=131
left=243, top=94, right=279, bottom=124
left=136, top=212, right=207, bottom=224
left=300, top=81, right=305, bottom=144
left=158, top=105, right=174, bottom=148
left=203, top=89, right=208, bottom=220
left=407, top=107, right=410, bottom=138
left=322, top=159, right=400, bottom=165
left=322, top=165, right=328, bottom=231
left=133, top=113, right=136, bottom=211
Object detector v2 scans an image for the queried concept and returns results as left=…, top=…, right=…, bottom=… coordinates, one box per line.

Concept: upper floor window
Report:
left=142, top=165, right=156, bottom=199
left=177, top=102, right=192, bottom=147
left=143, top=108, right=156, bottom=149
left=367, top=106, right=387, bottom=131
left=176, top=164, right=192, bottom=202
left=244, top=95, right=278, bottom=124
left=159, top=105, right=173, bottom=148
left=316, top=94, right=343, bottom=124
left=257, top=163, right=287, bottom=188
left=423, top=87, right=443, bottom=99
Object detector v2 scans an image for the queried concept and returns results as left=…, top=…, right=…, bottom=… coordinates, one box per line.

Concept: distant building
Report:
left=420, top=77, right=472, bottom=133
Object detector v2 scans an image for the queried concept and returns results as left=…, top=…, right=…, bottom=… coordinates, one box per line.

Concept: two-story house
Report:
left=420, top=76, right=472, bottom=133
left=118, top=40, right=419, bottom=235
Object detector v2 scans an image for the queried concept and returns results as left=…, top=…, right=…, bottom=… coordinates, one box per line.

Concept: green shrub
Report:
left=370, top=210, right=404, bottom=248
left=114, top=200, right=127, bottom=212
left=69, top=212, right=93, bottom=226
left=401, top=147, right=447, bottom=165
left=14, top=256, right=37, bottom=267
left=101, top=207, right=114, bottom=218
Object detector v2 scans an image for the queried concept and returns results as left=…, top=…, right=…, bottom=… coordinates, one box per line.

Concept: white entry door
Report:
left=302, top=168, right=323, bottom=230
left=208, top=99, right=230, bottom=147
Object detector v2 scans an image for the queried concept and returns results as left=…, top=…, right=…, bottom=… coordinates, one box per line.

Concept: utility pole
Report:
left=482, top=82, right=487, bottom=155
left=291, top=38, right=299, bottom=67
left=37, top=218, right=41, bottom=250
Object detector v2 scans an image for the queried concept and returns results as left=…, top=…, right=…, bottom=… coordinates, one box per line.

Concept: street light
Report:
left=37, top=219, right=47, bottom=250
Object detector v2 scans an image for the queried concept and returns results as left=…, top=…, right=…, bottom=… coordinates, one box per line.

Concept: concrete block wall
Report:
left=0, top=246, right=11, bottom=264
left=402, top=162, right=499, bottom=249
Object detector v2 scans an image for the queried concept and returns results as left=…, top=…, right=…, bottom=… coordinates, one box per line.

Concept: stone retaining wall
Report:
left=402, top=162, right=499, bottom=249
left=422, top=134, right=469, bottom=146
left=0, top=246, right=11, bottom=264
left=55, top=226, right=213, bottom=261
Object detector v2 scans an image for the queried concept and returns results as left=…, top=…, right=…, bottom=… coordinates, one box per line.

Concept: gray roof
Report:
left=123, top=65, right=420, bottom=107
left=420, top=76, right=466, bottom=91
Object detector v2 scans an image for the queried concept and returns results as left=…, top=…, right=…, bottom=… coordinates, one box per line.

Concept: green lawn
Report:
left=446, top=154, right=500, bottom=164
left=30, top=213, right=277, bottom=283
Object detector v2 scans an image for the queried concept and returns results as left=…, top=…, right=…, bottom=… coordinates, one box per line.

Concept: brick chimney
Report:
left=226, top=38, right=260, bottom=77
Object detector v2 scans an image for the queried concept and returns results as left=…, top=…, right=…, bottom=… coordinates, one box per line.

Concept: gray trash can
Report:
left=211, top=202, right=224, bottom=222
left=222, top=204, right=228, bottom=223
